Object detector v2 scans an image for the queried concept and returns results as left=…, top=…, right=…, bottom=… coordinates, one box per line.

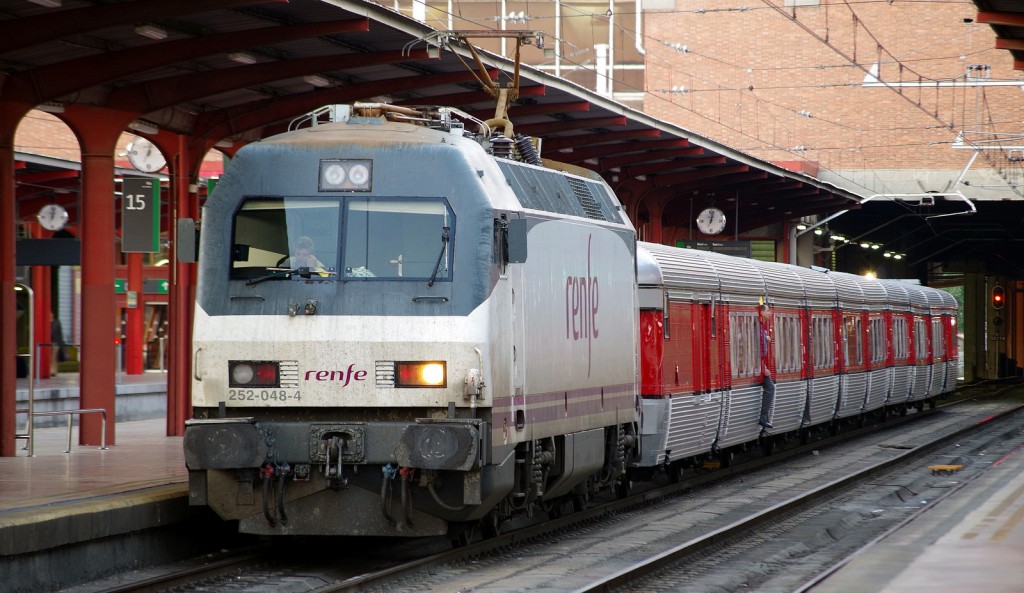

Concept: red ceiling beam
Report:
left=6, top=19, right=370, bottom=105
left=16, top=170, right=80, bottom=184
left=599, top=146, right=703, bottom=170
left=191, top=69, right=494, bottom=151
left=680, top=171, right=769, bottom=192
left=549, top=135, right=674, bottom=162
left=994, top=38, right=1024, bottom=51
left=107, top=50, right=431, bottom=114
left=733, top=179, right=803, bottom=194
left=543, top=129, right=661, bottom=152
left=623, top=156, right=727, bottom=178
left=977, top=11, right=1024, bottom=27
left=394, top=85, right=546, bottom=109
left=468, top=101, right=590, bottom=121
left=516, top=116, right=627, bottom=136
left=654, top=164, right=749, bottom=188
left=0, top=0, right=288, bottom=54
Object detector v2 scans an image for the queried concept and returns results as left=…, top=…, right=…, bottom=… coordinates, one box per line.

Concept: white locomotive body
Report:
left=185, top=105, right=638, bottom=536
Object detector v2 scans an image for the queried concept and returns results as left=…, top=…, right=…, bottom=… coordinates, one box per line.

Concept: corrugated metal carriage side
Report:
left=748, top=261, right=808, bottom=436
left=878, top=280, right=914, bottom=406
left=904, top=283, right=934, bottom=402
left=858, top=278, right=893, bottom=414
left=828, top=271, right=870, bottom=419
left=636, top=244, right=725, bottom=466
left=690, top=250, right=768, bottom=451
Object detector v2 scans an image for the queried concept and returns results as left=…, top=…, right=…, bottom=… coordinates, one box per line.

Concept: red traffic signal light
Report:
left=992, top=286, right=1005, bottom=309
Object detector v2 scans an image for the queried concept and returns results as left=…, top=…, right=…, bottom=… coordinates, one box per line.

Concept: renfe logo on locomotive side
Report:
left=566, top=234, right=599, bottom=375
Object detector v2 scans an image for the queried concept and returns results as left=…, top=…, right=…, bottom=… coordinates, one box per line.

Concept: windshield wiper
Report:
left=427, top=226, right=450, bottom=287
left=246, top=266, right=336, bottom=286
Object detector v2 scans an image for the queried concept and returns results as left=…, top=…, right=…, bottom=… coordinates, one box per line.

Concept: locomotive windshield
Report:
left=229, top=197, right=453, bottom=281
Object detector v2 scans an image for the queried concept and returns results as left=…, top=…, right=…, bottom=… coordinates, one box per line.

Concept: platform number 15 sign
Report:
left=121, top=177, right=161, bottom=253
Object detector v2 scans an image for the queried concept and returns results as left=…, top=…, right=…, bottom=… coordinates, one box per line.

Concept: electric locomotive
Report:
left=184, top=103, right=959, bottom=539
left=184, top=104, right=640, bottom=537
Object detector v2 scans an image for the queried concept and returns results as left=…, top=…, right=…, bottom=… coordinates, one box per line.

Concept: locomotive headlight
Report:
left=229, top=360, right=280, bottom=387
left=319, top=159, right=372, bottom=191
left=231, top=363, right=254, bottom=385
left=348, top=163, right=370, bottom=186
left=395, top=361, right=447, bottom=387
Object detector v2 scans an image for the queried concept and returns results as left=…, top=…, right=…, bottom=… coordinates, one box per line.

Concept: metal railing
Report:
left=18, top=408, right=108, bottom=454
left=14, top=283, right=108, bottom=455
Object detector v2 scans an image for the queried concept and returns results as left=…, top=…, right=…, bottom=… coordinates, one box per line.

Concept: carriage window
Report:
left=773, top=313, right=802, bottom=374
left=730, top=311, right=760, bottom=379
left=892, top=316, right=909, bottom=361
left=843, top=314, right=863, bottom=366
left=869, top=316, right=886, bottom=364
left=932, top=317, right=944, bottom=358
left=230, top=198, right=340, bottom=279
left=812, top=314, right=834, bottom=370
left=914, top=317, right=929, bottom=360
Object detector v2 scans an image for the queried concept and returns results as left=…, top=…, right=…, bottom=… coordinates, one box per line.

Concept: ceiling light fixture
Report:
left=228, top=51, right=257, bottom=64
left=128, top=120, right=159, bottom=135
left=302, top=74, right=330, bottom=88
left=134, top=23, right=167, bottom=40
left=35, top=102, right=64, bottom=113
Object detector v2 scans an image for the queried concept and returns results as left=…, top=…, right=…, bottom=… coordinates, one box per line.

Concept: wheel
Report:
left=571, top=492, right=588, bottom=513
left=449, top=526, right=476, bottom=548
left=614, top=476, right=632, bottom=499
left=719, top=450, right=735, bottom=468
left=799, top=428, right=810, bottom=446
left=481, top=511, right=503, bottom=539
left=668, top=462, right=685, bottom=484
left=761, top=435, right=775, bottom=456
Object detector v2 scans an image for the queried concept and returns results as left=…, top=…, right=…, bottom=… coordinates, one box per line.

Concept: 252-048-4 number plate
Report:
left=227, top=389, right=301, bottom=402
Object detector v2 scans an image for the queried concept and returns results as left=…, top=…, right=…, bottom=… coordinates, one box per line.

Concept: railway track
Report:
left=72, top=382, right=1024, bottom=593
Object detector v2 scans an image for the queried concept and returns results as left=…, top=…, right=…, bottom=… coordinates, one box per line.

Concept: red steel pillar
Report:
left=0, top=101, right=28, bottom=456
left=166, top=133, right=195, bottom=436
left=31, top=248, right=52, bottom=379
left=62, top=105, right=136, bottom=447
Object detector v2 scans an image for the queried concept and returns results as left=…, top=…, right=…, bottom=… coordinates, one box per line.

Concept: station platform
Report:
left=3, top=372, right=187, bottom=560
left=2, top=380, right=1023, bottom=593
left=813, top=414, right=1024, bottom=593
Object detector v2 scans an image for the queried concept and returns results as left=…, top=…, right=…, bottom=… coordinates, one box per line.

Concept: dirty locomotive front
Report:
left=183, top=104, right=641, bottom=537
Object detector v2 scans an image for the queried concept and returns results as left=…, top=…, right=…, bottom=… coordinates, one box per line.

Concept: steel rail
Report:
left=568, top=400, right=1024, bottom=593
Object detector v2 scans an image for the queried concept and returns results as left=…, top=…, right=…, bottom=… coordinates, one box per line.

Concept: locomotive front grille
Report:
left=375, top=360, right=396, bottom=388
left=279, top=360, right=300, bottom=388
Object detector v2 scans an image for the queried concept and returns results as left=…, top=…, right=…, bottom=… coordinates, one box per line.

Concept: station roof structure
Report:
left=1, top=0, right=864, bottom=236
left=975, top=0, right=1024, bottom=70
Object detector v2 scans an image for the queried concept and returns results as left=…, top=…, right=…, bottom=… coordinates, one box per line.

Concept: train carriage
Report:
left=636, top=243, right=725, bottom=468
left=879, top=280, right=914, bottom=407
left=859, top=277, right=892, bottom=414
left=939, top=290, right=960, bottom=394
left=830, top=272, right=870, bottom=419
left=782, top=265, right=840, bottom=427
left=906, top=284, right=933, bottom=403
